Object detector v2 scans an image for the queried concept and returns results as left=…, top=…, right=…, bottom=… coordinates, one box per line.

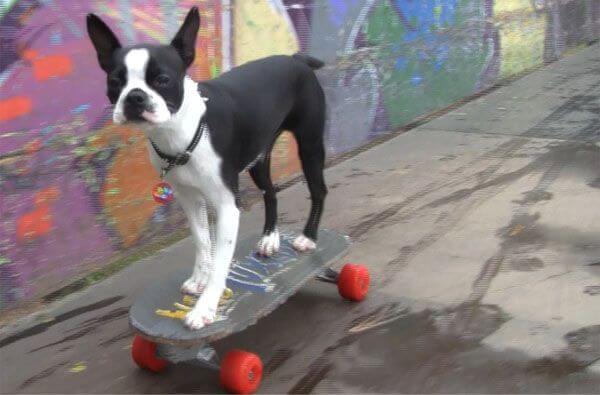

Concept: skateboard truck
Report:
left=316, top=267, right=339, bottom=283
left=156, top=343, right=220, bottom=370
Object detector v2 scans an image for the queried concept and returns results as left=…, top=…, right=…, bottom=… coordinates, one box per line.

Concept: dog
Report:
left=87, top=7, right=327, bottom=329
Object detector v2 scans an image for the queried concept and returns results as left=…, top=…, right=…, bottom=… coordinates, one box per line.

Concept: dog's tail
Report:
left=293, top=53, right=325, bottom=70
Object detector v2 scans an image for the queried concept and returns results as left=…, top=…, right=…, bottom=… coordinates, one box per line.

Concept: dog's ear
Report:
left=87, top=14, right=121, bottom=73
left=170, top=7, right=200, bottom=69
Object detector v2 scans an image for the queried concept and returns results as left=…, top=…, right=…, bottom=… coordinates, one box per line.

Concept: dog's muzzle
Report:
left=124, top=88, right=151, bottom=121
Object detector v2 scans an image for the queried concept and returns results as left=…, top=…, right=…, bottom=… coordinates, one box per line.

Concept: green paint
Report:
left=0, top=0, right=17, bottom=17
left=210, top=62, right=220, bottom=78
left=365, top=0, right=489, bottom=127
left=73, top=147, right=90, bottom=156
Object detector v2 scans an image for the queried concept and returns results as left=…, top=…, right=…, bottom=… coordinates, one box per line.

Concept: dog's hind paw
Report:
left=256, top=230, right=280, bottom=257
left=184, top=305, right=217, bottom=330
left=292, top=234, right=316, bottom=252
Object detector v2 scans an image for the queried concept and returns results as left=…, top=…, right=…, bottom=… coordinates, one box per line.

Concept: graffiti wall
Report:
left=1, top=0, right=598, bottom=308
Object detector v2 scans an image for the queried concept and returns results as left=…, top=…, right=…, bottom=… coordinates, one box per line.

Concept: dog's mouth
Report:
left=140, top=110, right=167, bottom=124
left=123, top=104, right=153, bottom=122
left=118, top=105, right=170, bottom=125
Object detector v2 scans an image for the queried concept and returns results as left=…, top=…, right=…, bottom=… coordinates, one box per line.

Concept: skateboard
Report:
left=129, top=229, right=370, bottom=394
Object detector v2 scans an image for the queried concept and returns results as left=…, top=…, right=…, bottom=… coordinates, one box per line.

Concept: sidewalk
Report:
left=1, top=43, right=599, bottom=393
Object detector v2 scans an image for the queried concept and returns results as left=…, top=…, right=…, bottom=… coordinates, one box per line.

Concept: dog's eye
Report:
left=153, top=74, right=171, bottom=87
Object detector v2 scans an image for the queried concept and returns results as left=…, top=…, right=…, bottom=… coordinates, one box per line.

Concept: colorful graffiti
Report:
left=1, top=0, right=598, bottom=308
left=0, top=0, right=222, bottom=306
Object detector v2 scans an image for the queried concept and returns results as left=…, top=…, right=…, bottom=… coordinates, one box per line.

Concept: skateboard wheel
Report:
left=220, top=350, right=263, bottom=394
left=338, top=263, right=370, bottom=301
left=131, top=335, right=167, bottom=373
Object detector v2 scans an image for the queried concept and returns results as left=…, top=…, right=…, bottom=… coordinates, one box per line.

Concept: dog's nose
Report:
left=126, top=89, right=148, bottom=106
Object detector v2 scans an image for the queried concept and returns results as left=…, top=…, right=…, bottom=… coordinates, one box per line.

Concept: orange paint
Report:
left=32, top=55, right=73, bottom=81
left=97, top=126, right=158, bottom=247
left=25, top=138, right=42, bottom=154
left=21, top=49, right=39, bottom=61
left=17, top=204, right=53, bottom=242
left=271, top=132, right=301, bottom=181
left=34, top=186, right=60, bottom=206
left=0, top=96, right=33, bottom=122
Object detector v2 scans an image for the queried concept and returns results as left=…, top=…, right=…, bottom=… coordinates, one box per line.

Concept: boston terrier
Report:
left=87, top=7, right=327, bottom=329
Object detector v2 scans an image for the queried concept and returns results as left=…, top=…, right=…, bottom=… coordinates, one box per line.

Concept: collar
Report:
left=150, top=119, right=207, bottom=178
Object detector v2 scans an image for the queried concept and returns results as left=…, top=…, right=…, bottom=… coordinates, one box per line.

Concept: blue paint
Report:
left=118, top=0, right=136, bottom=44
left=50, top=30, right=62, bottom=45
left=226, top=236, right=300, bottom=293
left=395, top=57, right=408, bottom=70
left=71, top=104, right=90, bottom=114
left=411, top=74, right=424, bottom=86
left=44, top=157, right=58, bottom=166
left=390, top=0, right=458, bottom=77
left=327, top=0, right=361, bottom=28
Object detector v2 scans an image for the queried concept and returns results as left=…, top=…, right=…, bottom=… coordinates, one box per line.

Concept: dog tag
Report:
left=152, top=181, right=174, bottom=204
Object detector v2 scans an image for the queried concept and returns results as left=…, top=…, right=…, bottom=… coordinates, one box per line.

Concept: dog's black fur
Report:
left=200, top=53, right=327, bottom=239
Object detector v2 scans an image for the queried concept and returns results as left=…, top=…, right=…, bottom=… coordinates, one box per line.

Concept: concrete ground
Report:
left=1, top=43, right=599, bottom=394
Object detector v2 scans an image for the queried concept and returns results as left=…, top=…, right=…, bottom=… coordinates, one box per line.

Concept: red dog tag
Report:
left=152, top=182, right=174, bottom=204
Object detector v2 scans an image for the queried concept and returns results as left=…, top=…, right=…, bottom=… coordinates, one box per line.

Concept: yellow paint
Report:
left=222, top=287, right=233, bottom=300
left=69, top=362, right=87, bottom=373
left=155, top=309, right=187, bottom=320
left=182, top=295, right=197, bottom=306
left=233, top=0, right=299, bottom=65
left=174, top=302, right=192, bottom=311
left=495, top=0, right=546, bottom=77
left=509, top=224, right=525, bottom=237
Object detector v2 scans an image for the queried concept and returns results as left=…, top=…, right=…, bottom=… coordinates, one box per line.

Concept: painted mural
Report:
left=1, top=0, right=598, bottom=308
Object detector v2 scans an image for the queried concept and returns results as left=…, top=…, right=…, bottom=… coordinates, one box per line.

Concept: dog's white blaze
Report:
left=125, top=48, right=148, bottom=80
left=113, top=48, right=171, bottom=124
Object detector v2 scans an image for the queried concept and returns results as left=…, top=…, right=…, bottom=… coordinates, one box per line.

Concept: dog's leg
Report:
left=178, top=195, right=212, bottom=295
left=249, top=154, right=280, bottom=256
left=292, top=122, right=327, bottom=253
left=185, top=192, right=239, bottom=329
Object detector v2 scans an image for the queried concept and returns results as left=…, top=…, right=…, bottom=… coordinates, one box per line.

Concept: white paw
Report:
left=184, top=304, right=217, bottom=330
left=256, top=230, right=280, bottom=257
left=181, top=276, right=207, bottom=296
left=293, top=234, right=316, bottom=252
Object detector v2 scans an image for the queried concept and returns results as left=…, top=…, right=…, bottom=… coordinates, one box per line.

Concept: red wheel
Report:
left=220, top=350, right=263, bottom=394
left=131, top=335, right=167, bottom=373
left=338, top=263, right=370, bottom=301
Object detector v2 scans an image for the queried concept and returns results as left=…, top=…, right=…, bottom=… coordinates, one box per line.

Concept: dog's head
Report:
left=87, top=7, right=200, bottom=125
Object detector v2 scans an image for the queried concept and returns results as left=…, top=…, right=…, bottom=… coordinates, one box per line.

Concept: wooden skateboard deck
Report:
left=130, top=229, right=350, bottom=346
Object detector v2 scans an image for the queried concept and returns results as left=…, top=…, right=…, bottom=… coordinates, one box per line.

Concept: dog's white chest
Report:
left=147, top=131, right=225, bottom=201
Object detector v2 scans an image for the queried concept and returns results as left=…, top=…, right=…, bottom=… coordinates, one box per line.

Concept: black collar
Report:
left=150, top=120, right=207, bottom=177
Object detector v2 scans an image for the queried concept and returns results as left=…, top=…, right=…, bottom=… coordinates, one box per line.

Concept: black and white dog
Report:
left=87, top=7, right=327, bottom=329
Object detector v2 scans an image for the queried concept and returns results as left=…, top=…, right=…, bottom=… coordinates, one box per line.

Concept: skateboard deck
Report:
left=130, top=229, right=350, bottom=346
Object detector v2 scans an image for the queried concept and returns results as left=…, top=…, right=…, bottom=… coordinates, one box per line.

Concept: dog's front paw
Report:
left=293, top=234, right=316, bottom=252
left=257, top=230, right=280, bottom=257
left=184, top=304, right=217, bottom=330
left=181, top=277, right=207, bottom=296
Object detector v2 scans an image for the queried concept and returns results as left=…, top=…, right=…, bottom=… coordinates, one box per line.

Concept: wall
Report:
left=1, top=0, right=598, bottom=308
